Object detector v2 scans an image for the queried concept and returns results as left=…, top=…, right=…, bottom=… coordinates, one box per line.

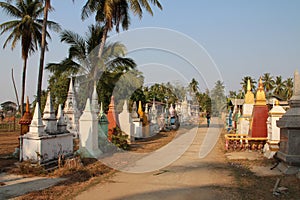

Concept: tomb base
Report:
left=21, top=133, right=73, bottom=163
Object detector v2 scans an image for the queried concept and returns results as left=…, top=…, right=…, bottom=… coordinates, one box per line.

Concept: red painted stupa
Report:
left=249, top=78, right=268, bottom=138
left=19, top=97, right=32, bottom=135
left=107, top=96, right=117, bottom=140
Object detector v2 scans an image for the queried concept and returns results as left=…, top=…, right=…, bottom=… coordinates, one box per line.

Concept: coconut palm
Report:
left=240, top=76, right=256, bottom=94
left=261, top=73, right=274, bottom=98
left=36, top=0, right=73, bottom=106
left=273, top=76, right=286, bottom=99
left=81, top=0, right=162, bottom=78
left=0, top=0, right=59, bottom=115
left=46, top=24, right=136, bottom=109
left=284, top=77, right=293, bottom=100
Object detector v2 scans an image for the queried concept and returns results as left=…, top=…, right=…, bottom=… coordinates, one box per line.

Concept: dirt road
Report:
left=75, top=118, right=242, bottom=200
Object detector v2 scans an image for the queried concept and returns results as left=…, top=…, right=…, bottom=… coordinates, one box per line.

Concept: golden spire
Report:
left=138, top=101, right=144, bottom=119
left=247, top=78, right=251, bottom=91
left=244, top=78, right=254, bottom=104
left=255, top=77, right=266, bottom=105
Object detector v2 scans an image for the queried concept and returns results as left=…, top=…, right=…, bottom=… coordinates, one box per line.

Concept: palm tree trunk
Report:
left=37, top=0, right=49, bottom=105
left=21, top=58, right=27, bottom=116
left=94, top=25, right=108, bottom=81
left=11, top=68, right=20, bottom=112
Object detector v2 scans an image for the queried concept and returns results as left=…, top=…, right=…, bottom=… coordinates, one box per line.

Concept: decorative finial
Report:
left=84, top=98, right=91, bottom=112
left=26, top=96, right=30, bottom=113
left=258, top=77, right=263, bottom=90
left=247, top=78, right=251, bottom=91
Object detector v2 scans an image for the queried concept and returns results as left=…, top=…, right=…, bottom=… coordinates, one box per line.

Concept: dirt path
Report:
left=75, top=118, right=242, bottom=200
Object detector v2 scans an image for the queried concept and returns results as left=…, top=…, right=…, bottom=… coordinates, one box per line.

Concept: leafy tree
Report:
left=36, top=0, right=73, bottom=106
left=46, top=24, right=136, bottom=111
left=81, top=0, right=162, bottom=78
left=0, top=0, right=59, bottom=115
left=196, top=89, right=211, bottom=112
left=210, top=80, right=226, bottom=116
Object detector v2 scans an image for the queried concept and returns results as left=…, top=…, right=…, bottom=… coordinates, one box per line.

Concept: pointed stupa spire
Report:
left=247, top=78, right=251, bottom=91
left=43, top=92, right=57, bottom=133
left=138, top=101, right=144, bottom=118
left=57, top=104, right=67, bottom=132
left=123, top=100, right=129, bottom=112
left=255, top=77, right=266, bottom=105
left=84, top=98, right=92, bottom=112
left=244, top=78, right=255, bottom=104
left=64, top=77, right=78, bottom=113
left=131, top=101, right=138, bottom=119
left=29, top=102, right=45, bottom=136
left=92, top=81, right=99, bottom=114
left=99, top=102, right=104, bottom=116
left=43, top=92, right=56, bottom=119
left=25, top=96, right=30, bottom=113
left=152, top=98, right=156, bottom=111
left=145, top=103, right=149, bottom=114
left=68, top=77, right=74, bottom=95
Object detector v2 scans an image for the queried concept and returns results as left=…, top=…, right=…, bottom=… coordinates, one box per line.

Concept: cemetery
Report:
left=0, top=70, right=299, bottom=199
left=0, top=1, right=300, bottom=199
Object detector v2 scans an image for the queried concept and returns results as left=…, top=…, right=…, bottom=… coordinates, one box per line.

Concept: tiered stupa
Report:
left=249, top=78, right=268, bottom=138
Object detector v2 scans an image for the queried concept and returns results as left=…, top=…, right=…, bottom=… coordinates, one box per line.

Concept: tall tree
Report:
left=240, top=76, right=256, bottom=94
left=46, top=24, right=136, bottom=110
left=284, top=77, right=293, bottom=100
left=81, top=0, right=162, bottom=79
left=188, top=78, right=199, bottom=94
left=36, top=0, right=70, bottom=107
left=261, top=73, right=274, bottom=98
left=36, top=0, right=50, bottom=106
left=273, top=76, right=286, bottom=99
left=211, top=80, right=226, bottom=116
left=0, top=0, right=59, bottom=115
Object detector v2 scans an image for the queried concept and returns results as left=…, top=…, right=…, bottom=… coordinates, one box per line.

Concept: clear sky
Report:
left=0, top=0, right=299, bottom=103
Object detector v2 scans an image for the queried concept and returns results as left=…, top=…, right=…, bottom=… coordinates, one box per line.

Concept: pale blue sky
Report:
left=0, top=0, right=299, bottom=103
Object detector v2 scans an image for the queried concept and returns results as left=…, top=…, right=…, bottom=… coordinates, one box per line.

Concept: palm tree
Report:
left=0, top=0, right=59, bottom=115
left=284, top=77, right=293, bottom=100
left=81, top=0, right=162, bottom=78
left=273, top=76, right=286, bottom=99
left=36, top=0, right=72, bottom=107
left=36, top=0, right=50, bottom=107
left=240, top=76, right=256, bottom=94
left=261, top=73, right=274, bottom=99
left=46, top=24, right=136, bottom=109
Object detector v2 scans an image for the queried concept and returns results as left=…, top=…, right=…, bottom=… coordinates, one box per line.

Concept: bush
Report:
left=111, top=127, right=130, bottom=150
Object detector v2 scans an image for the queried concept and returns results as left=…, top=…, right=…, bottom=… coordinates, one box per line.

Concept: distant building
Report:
left=0, top=101, right=18, bottom=115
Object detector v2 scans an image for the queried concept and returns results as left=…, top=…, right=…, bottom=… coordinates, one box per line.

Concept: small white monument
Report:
left=118, top=100, right=135, bottom=142
left=21, top=102, right=73, bottom=163
left=264, top=100, right=286, bottom=159
left=237, top=79, right=254, bottom=134
left=43, top=92, right=57, bottom=134
left=79, top=98, right=102, bottom=158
